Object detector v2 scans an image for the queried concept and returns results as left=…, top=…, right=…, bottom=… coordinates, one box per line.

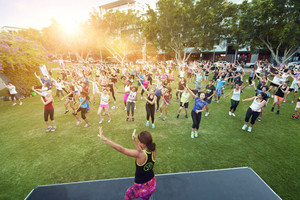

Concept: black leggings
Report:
left=146, top=104, right=155, bottom=124
left=191, top=110, right=202, bottom=130
left=244, top=108, right=260, bottom=125
left=44, top=109, right=54, bottom=121
left=77, top=107, right=87, bottom=119
left=230, top=99, right=240, bottom=112
left=156, top=95, right=161, bottom=110
left=249, top=77, right=253, bottom=85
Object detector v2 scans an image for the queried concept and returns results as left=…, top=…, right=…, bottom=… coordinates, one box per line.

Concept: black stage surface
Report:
left=26, top=167, right=281, bottom=200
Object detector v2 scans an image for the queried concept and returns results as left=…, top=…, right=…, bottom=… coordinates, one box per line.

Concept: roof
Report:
left=99, top=0, right=136, bottom=9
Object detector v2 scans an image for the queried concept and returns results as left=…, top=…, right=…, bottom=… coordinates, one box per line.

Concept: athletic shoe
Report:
left=156, top=109, right=159, bottom=112
left=176, top=98, right=179, bottom=101
left=152, top=124, right=155, bottom=129
left=65, top=110, right=69, bottom=114
left=229, top=111, right=232, bottom=116
left=93, top=102, right=96, bottom=105
left=132, top=117, right=135, bottom=122
left=283, top=100, right=286, bottom=103
left=99, top=119, right=104, bottom=124
left=177, top=114, right=180, bottom=118
left=291, top=100, right=294, bottom=103
left=19, top=102, right=22, bottom=105
left=84, top=124, right=90, bottom=128
left=124, top=107, right=127, bottom=111
left=102, top=112, right=105, bottom=115
left=163, top=116, right=167, bottom=121
left=291, top=114, right=296, bottom=119
left=108, top=119, right=111, bottom=123
left=296, top=115, right=299, bottom=119
left=277, top=110, right=280, bottom=115
left=126, top=117, right=129, bottom=121
left=191, top=132, right=195, bottom=138
left=247, top=127, right=252, bottom=132
left=205, top=112, right=209, bottom=117
left=231, top=113, right=236, bottom=117
left=217, top=100, right=219, bottom=103
left=146, top=121, right=149, bottom=126
left=258, top=117, right=262, bottom=122
left=159, top=113, right=163, bottom=118
left=46, top=126, right=52, bottom=132
left=141, top=97, right=143, bottom=100
left=12, top=103, right=16, bottom=106
left=242, top=125, right=247, bottom=130
left=271, top=95, right=274, bottom=98
left=271, top=107, right=274, bottom=112
left=51, top=126, right=56, bottom=132
left=76, top=120, right=81, bottom=125
left=114, top=101, right=117, bottom=104
left=194, top=131, right=199, bottom=138
left=185, top=115, right=188, bottom=118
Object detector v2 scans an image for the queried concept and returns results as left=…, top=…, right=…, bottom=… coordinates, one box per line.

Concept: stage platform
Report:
left=25, top=167, right=281, bottom=200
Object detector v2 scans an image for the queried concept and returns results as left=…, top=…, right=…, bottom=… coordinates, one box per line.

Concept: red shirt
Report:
left=43, top=97, right=54, bottom=110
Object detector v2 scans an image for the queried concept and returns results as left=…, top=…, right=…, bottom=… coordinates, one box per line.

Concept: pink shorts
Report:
left=124, top=93, right=130, bottom=103
left=100, top=104, right=109, bottom=108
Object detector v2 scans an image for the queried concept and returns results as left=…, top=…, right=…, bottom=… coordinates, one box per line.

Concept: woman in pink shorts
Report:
left=98, top=88, right=111, bottom=124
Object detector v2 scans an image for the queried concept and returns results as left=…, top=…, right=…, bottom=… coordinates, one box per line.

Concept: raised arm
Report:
left=225, top=89, right=234, bottom=98
left=242, top=96, right=256, bottom=102
left=186, top=86, right=197, bottom=99
left=1, top=80, right=8, bottom=88
left=32, top=86, right=46, bottom=97
left=241, top=80, right=249, bottom=91
left=138, top=79, right=149, bottom=96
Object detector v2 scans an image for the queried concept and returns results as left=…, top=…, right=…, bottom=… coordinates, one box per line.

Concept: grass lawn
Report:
left=0, top=71, right=299, bottom=200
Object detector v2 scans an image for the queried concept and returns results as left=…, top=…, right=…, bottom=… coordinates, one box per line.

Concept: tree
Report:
left=237, top=0, right=300, bottom=64
left=0, top=32, right=48, bottom=94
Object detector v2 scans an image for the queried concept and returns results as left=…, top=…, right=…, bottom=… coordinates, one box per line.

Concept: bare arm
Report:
left=242, top=96, right=256, bottom=102
left=186, top=86, right=197, bottom=99
left=32, top=87, right=46, bottom=97
left=225, top=89, right=234, bottom=98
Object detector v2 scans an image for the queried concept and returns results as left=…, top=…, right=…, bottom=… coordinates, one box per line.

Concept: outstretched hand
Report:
left=98, top=126, right=106, bottom=141
left=132, top=129, right=136, bottom=140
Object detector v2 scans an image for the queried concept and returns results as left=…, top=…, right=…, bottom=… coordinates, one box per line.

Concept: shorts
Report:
left=270, top=82, right=279, bottom=87
left=100, top=104, right=109, bottom=108
left=205, top=75, right=209, bottom=79
left=206, top=97, right=212, bottom=104
left=162, top=100, right=170, bottom=105
left=180, top=102, right=189, bottom=108
left=289, top=87, right=298, bottom=93
left=216, top=88, right=222, bottom=97
left=187, top=73, right=192, bottom=78
left=275, top=95, right=284, bottom=101
left=74, top=91, right=79, bottom=94
left=10, top=93, right=19, bottom=101
left=68, top=97, right=74, bottom=101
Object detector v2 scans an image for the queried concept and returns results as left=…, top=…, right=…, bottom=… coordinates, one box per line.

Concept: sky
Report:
left=0, top=0, right=245, bottom=30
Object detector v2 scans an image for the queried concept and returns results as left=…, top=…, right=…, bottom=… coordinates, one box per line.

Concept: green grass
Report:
left=0, top=73, right=299, bottom=200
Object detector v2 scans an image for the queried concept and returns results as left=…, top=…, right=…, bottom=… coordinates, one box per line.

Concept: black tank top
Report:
left=147, top=95, right=154, bottom=106
left=275, top=86, right=287, bottom=98
left=135, top=150, right=155, bottom=184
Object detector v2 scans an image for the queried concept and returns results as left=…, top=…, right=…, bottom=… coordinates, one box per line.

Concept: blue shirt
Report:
left=216, top=79, right=226, bottom=90
left=138, top=74, right=144, bottom=85
left=80, top=97, right=88, bottom=108
left=193, top=97, right=207, bottom=111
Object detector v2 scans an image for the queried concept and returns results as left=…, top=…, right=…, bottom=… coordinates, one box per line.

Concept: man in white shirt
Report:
left=1, top=80, right=23, bottom=106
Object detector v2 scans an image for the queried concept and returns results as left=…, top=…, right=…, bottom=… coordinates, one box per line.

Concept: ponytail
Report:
left=138, top=131, right=156, bottom=152
left=147, top=142, right=156, bottom=152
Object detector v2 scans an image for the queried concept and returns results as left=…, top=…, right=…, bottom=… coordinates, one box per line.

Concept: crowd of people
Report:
left=2, top=60, right=300, bottom=199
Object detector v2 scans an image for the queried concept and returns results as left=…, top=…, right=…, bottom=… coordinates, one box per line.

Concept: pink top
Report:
left=143, top=81, right=150, bottom=89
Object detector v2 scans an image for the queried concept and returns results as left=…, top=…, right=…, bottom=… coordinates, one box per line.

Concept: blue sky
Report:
left=0, top=0, right=245, bottom=30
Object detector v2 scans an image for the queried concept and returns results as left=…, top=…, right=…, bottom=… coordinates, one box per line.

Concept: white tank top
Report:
left=231, top=89, right=241, bottom=101
left=250, top=98, right=265, bottom=112
left=127, top=91, right=137, bottom=103
left=100, top=94, right=109, bottom=105
left=125, top=85, right=131, bottom=92
left=273, top=76, right=281, bottom=84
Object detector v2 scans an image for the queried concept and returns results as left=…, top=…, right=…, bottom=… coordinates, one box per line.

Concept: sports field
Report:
left=0, top=71, right=299, bottom=200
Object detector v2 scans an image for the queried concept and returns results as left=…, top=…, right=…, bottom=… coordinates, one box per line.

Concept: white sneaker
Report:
left=84, top=124, right=90, bottom=128
left=159, top=113, right=163, bottom=118
left=76, top=120, right=81, bottom=125
left=114, top=101, right=116, bottom=104
left=108, top=119, right=111, bottom=123
left=99, top=119, right=104, bottom=124
left=163, top=116, right=167, bottom=121
left=271, top=95, right=274, bottom=98
left=242, top=125, right=247, bottom=130
left=191, top=132, right=195, bottom=138
left=231, top=113, right=236, bottom=117
left=229, top=111, right=232, bottom=116
left=12, top=103, right=16, bottom=106
left=217, top=100, right=219, bottom=103
left=194, top=132, right=199, bottom=138
left=205, top=112, right=209, bottom=117
left=141, top=97, right=143, bottom=99
left=247, top=127, right=252, bottom=132
left=124, top=107, right=127, bottom=111
left=102, top=112, right=105, bottom=115
left=19, top=102, right=23, bottom=105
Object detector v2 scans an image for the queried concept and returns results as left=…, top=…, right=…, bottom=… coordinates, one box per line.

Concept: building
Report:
left=0, top=26, right=23, bottom=33
left=99, top=0, right=157, bottom=17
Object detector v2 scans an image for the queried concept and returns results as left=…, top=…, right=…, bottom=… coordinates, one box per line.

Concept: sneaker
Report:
left=76, top=120, right=81, bottom=125
left=291, top=100, right=294, bottom=103
left=242, top=125, right=247, bottom=130
left=125, top=107, right=127, bottom=111
left=177, top=114, right=180, bottom=118
left=12, top=103, right=16, bottom=106
left=141, top=97, right=143, bottom=99
left=276, top=110, right=280, bottom=115
left=65, top=110, right=69, bottom=114
left=19, top=102, right=22, bottom=105
left=84, top=124, right=90, bottom=128
left=231, top=113, right=236, bottom=117
left=159, top=113, right=163, bottom=118
left=205, top=112, right=209, bottom=117
left=102, top=112, right=105, bottom=115
left=93, top=102, right=96, bottom=105
left=156, top=109, right=159, bottom=112
left=194, top=131, right=198, bottom=138
left=114, top=101, right=117, bottom=104
left=132, top=117, right=135, bottom=122
left=108, top=118, right=111, bottom=123
left=271, top=107, right=274, bottom=112
left=271, top=95, right=274, bottom=98
left=176, top=98, right=179, bottom=101
left=163, top=116, right=167, bottom=121
left=99, top=119, right=104, bottom=124
left=146, top=121, right=149, bottom=126
left=191, top=132, right=195, bottom=138
left=152, top=124, right=155, bottom=129
left=51, top=126, right=56, bottom=132
left=185, top=115, right=188, bottom=118
left=217, top=100, right=219, bottom=103
left=258, top=117, right=262, bottom=121
left=46, top=126, right=52, bottom=132
left=283, top=100, right=286, bottom=103
left=229, top=111, right=232, bottom=116
left=296, top=115, right=299, bottom=119
left=291, top=114, right=296, bottom=119
left=135, top=106, right=136, bottom=110
left=126, top=117, right=129, bottom=121
left=247, top=127, right=252, bottom=132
